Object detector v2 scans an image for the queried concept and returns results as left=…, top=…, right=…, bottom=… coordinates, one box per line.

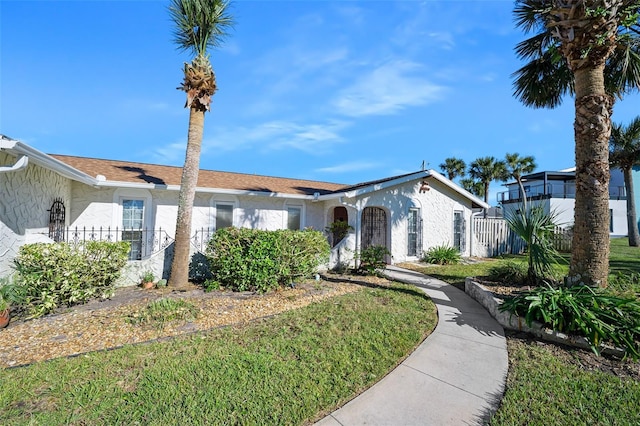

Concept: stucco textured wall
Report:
left=355, top=178, right=473, bottom=264
left=0, top=153, right=71, bottom=276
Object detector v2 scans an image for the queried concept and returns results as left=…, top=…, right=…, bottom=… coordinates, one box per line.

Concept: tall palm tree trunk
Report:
left=168, top=107, right=205, bottom=287
left=623, top=166, right=640, bottom=246
left=568, top=65, right=612, bottom=287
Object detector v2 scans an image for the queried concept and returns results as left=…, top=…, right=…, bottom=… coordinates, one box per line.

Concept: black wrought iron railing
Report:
left=62, top=226, right=218, bottom=260
left=63, top=227, right=174, bottom=260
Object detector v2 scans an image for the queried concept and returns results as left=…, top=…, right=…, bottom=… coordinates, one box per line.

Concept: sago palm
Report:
left=505, top=204, right=560, bottom=285
left=168, top=0, right=234, bottom=288
left=513, top=0, right=640, bottom=288
left=610, top=115, right=640, bottom=246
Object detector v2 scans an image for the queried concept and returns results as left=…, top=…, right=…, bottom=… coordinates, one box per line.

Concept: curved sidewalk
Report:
left=316, top=266, right=508, bottom=426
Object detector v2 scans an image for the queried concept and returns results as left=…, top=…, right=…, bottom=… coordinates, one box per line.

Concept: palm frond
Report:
left=606, top=36, right=640, bottom=97
left=513, top=0, right=551, bottom=34
left=512, top=51, right=573, bottom=108
left=169, top=0, right=234, bottom=57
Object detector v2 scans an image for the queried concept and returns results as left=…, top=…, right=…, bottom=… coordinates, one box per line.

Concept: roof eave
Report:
left=0, top=137, right=97, bottom=186
left=95, top=180, right=314, bottom=199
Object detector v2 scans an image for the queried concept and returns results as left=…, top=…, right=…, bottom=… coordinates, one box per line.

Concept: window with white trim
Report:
left=122, top=199, right=144, bottom=260
left=287, top=206, right=301, bottom=230
left=407, top=207, right=421, bottom=256
left=215, top=204, right=233, bottom=230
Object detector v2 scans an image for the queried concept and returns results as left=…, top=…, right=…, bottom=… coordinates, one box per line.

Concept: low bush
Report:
left=205, top=228, right=330, bottom=292
left=500, top=283, right=640, bottom=359
left=422, top=245, right=461, bottom=265
left=488, top=261, right=528, bottom=285
left=358, top=245, right=391, bottom=275
left=126, top=298, right=199, bottom=329
left=14, top=241, right=129, bottom=318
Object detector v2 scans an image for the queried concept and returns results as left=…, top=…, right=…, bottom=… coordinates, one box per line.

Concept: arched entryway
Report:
left=361, top=207, right=387, bottom=252
left=329, top=206, right=349, bottom=247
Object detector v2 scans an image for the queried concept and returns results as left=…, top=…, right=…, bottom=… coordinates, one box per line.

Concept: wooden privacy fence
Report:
left=472, top=217, right=571, bottom=258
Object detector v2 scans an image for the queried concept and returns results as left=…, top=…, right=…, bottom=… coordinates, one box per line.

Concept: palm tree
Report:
left=167, top=0, right=234, bottom=288
left=459, top=177, right=484, bottom=198
left=513, top=1, right=640, bottom=288
left=469, top=156, right=508, bottom=205
left=610, top=116, right=640, bottom=246
left=439, top=157, right=467, bottom=181
left=505, top=152, right=537, bottom=206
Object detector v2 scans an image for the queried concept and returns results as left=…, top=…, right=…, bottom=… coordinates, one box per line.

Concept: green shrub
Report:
left=505, top=204, right=560, bottom=284
left=422, top=245, right=461, bottom=265
left=205, top=228, right=330, bottom=292
left=14, top=241, right=129, bottom=318
left=488, top=261, right=528, bottom=285
left=500, top=283, right=640, bottom=359
left=189, top=252, right=213, bottom=283
left=358, top=245, right=390, bottom=275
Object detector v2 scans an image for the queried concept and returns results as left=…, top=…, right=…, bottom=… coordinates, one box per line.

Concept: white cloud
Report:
left=151, top=119, right=351, bottom=164
left=151, top=141, right=187, bottom=165
left=315, top=161, right=380, bottom=174
left=427, top=32, right=455, bottom=50
left=333, top=60, right=446, bottom=117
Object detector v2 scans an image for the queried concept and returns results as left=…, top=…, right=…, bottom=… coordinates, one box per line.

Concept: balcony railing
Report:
left=498, top=183, right=626, bottom=204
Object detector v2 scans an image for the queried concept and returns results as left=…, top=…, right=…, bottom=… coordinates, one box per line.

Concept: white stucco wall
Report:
left=0, top=152, right=72, bottom=276
left=350, top=178, right=474, bottom=264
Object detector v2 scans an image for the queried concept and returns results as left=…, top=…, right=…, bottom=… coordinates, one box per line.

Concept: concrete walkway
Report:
left=315, top=266, right=508, bottom=426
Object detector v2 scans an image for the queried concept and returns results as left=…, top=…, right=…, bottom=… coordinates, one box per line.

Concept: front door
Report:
left=361, top=207, right=387, bottom=251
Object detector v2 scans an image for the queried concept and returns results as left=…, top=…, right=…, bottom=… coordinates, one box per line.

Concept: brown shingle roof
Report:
left=50, top=154, right=347, bottom=196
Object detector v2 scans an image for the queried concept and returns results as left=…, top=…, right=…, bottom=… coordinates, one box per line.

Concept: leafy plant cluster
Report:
left=205, top=228, right=330, bottom=292
left=325, top=220, right=353, bottom=246
left=488, top=261, right=529, bottom=285
left=500, top=283, right=640, bottom=359
left=503, top=203, right=563, bottom=285
left=14, top=241, right=130, bottom=318
left=0, top=276, right=27, bottom=312
left=422, top=245, right=461, bottom=265
left=126, top=298, right=199, bottom=329
left=358, top=245, right=391, bottom=275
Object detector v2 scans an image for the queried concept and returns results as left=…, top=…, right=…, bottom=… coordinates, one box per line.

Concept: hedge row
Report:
left=205, top=228, right=330, bottom=292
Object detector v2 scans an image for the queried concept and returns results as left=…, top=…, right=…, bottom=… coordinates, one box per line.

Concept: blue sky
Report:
left=2, top=0, right=639, bottom=205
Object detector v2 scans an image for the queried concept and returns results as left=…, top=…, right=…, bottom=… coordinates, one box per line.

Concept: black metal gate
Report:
left=361, top=207, right=387, bottom=250
left=48, top=198, right=65, bottom=242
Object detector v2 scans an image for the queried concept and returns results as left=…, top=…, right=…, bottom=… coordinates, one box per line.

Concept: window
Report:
left=287, top=206, right=301, bottom=230
left=453, top=211, right=465, bottom=253
left=215, top=204, right=233, bottom=230
left=122, top=199, right=144, bottom=260
left=407, top=208, right=421, bottom=256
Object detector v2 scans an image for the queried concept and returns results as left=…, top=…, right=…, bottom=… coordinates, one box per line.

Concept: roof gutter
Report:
left=0, top=155, right=28, bottom=173
left=0, top=136, right=97, bottom=186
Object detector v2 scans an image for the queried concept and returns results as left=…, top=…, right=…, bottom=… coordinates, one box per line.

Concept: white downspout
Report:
left=0, top=155, right=28, bottom=173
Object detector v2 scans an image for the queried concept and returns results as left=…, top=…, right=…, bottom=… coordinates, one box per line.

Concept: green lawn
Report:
left=490, top=337, right=640, bottom=426
left=0, top=283, right=436, bottom=425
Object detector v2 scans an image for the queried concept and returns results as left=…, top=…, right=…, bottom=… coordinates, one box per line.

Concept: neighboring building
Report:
left=0, top=135, right=488, bottom=283
left=497, top=167, right=628, bottom=236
